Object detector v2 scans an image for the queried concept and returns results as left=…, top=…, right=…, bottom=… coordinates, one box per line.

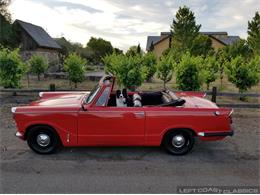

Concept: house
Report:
left=146, top=31, right=240, bottom=59
left=14, top=20, right=61, bottom=68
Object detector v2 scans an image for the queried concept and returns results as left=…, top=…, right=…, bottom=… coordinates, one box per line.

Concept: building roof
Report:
left=217, top=36, right=240, bottom=45
left=15, top=20, right=61, bottom=50
left=201, top=31, right=227, bottom=35
left=146, top=36, right=161, bottom=51
left=146, top=31, right=239, bottom=50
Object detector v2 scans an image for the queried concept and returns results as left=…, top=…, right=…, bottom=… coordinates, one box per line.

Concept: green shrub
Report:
left=29, top=55, right=48, bottom=81
left=226, top=56, right=260, bottom=93
left=142, top=52, right=157, bottom=81
left=157, top=55, right=174, bottom=89
left=176, top=53, right=203, bottom=91
left=0, top=48, right=27, bottom=88
left=103, top=53, right=146, bottom=90
left=201, top=56, right=219, bottom=90
left=64, top=53, right=87, bottom=88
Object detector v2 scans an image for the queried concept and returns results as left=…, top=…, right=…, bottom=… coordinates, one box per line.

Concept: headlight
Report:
left=11, top=107, right=17, bottom=113
left=39, top=92, right=43, bottom=97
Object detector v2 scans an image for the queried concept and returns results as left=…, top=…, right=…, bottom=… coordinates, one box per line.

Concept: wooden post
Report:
left=211, top=86, right=217, bottom=103
left=49, top=83, right=56, bottom=91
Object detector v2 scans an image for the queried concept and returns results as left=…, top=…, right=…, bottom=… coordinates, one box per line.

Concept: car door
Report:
left=78, top=87, right=145, bottom=146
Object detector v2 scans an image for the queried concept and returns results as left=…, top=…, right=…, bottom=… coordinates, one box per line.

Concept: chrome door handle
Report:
left=134, top=112, right=145, bottom=117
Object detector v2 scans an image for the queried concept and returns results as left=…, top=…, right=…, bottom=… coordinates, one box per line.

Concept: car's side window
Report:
left=96, top=87, right=110, bottom=106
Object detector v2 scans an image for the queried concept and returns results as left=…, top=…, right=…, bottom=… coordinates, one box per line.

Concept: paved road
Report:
left=0, top=96, right=259, bottom=193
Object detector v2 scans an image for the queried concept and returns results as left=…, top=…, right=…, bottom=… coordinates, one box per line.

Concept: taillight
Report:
left=229, top=109, right=234, bottom=124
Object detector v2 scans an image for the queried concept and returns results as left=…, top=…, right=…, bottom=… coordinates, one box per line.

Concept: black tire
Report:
left=163, top=129, right=194, bottom=155
left=27, top=125, right=61, bottom=154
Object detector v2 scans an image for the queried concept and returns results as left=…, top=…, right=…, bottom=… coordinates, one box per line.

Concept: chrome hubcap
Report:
left=172, top=135, right=185, bottom=148
left=37, top=134, right=50, bottom=147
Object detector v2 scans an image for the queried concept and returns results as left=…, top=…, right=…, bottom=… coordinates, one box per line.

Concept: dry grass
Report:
left=3, top=73, right=260, bottom=94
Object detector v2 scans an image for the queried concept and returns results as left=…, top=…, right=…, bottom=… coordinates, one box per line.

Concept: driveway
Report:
left=0, top=94, right=259, bottom=193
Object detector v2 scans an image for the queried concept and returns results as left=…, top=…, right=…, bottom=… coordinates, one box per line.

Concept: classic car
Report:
left=12, top=75, right=234, bottom=155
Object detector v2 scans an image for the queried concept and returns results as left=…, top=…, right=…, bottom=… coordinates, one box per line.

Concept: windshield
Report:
left=85, top=84, right=100, bottom=104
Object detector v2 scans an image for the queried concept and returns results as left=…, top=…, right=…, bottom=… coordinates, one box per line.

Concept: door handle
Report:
left=134, top=112, right=145, bottom=117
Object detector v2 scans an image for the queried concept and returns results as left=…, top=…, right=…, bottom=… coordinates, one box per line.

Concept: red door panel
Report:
left=78, top=107, right=145, bottom=146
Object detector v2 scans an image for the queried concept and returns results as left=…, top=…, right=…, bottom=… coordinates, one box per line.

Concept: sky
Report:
left=8, top=0, right=260, bottom=51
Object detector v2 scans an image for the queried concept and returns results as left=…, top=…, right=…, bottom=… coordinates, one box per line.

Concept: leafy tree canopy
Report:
left=0, top=0, right=11, bottom=21
left=0, top=47, right=27, bottom=88
left=157, top=54, right=174, bottom=89
left=125, top=44, right=144, bottom=57
left=176, top=52, right=203, bottom=91
left=190, top=34, right=213, bottom=57
left=64, top=53, right=87, bottom=88
left=86, top=37, right=113, bottom=64
left=103, top=53, right=146, bottom=90
left=29, top=55, right=48, bottom=81
left=142, top=52, right=157, bottom=81
left=225, top=56, right=260, bottom=93
left=201, top=56, right=219, bottom=90
left=171, top=6, right=201, bottom=52
left=247, top=11, right=260, bottom=55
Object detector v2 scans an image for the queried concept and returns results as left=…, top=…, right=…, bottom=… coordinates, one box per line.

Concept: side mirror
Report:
left=81, top=104, right=87, bottom=111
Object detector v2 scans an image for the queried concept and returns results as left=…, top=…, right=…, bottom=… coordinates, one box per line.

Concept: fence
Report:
left=0, top=85, right=259, bottom=108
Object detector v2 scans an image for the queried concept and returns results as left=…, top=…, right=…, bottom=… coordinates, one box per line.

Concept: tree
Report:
left=157, top=55, right=174, bottom=89
left=103, top=53, right=146, bottom=90
left=0, top=0, right=11, bottom=21
left=190, top=34, right=213, bottom=57
left=142, top=52, right=157, bottom=82
left=0, top=0, right=20, bottom=48
left=201, top=56, right=219, bottom=90
left=86, top=37, right=113, bottom=64
left=216, top=48, right=228, bottom=88
left=224, top=39, right=253, bottom=61
left=29, top=55, right=48, bottom=81
left=249, top=55, right=260, bottom=74
left=247, top=11, right=260, bottom=55
left=176, top=53, right=203, bottom=91
left=225, top=56, right=259, bottom=94
left=113, top=47, right=123, bottom=55
left=126, top=45, right=144, bottom=57
left=0, top=48, right=27, bottom=88
left=170, top=6, right=201, bottom=53
left=64, top=53, right=87, bottom=88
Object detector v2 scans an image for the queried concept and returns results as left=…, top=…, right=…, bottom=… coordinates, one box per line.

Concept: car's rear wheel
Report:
left=163, top=129, right=194, bottom=155
left=27, top=126, right=61, bottom=154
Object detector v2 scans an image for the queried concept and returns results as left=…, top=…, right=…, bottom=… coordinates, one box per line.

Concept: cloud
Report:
left=8, top=0, right=260, bottom=51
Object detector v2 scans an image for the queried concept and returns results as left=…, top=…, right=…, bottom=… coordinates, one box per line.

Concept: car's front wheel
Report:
left=27, top=126, right=61, bottom=154
left=163, top=129, right=194, bottom=155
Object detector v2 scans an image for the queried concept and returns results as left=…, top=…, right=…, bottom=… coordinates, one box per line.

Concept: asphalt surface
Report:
left=0, top=94, right=259, bottom=193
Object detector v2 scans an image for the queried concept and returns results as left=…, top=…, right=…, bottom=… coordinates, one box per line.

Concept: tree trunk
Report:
left=207, top=83, right=209, bottom=90
left=163, top=81, right=166, bottom=90
left=75, top=82, right=77, bottom=88
left=37, top=74, right=40, bottom=81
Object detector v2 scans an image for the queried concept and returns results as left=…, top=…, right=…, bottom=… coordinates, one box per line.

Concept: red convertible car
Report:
left=12, top=75, right=233, bottom=155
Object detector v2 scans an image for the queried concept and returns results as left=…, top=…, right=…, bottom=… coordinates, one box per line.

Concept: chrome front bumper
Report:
left=15, top=131, right=24, bottom=138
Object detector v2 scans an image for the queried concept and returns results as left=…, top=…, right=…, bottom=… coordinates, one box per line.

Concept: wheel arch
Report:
left=24, top=124, right=61, bottom=143
left=161, top=127, right=197, bottom=145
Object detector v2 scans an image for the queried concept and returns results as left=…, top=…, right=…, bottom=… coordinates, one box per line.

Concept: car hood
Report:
left=182, top=96, right=218, bottom=108
left=30, top=93, right=87, bottom=107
